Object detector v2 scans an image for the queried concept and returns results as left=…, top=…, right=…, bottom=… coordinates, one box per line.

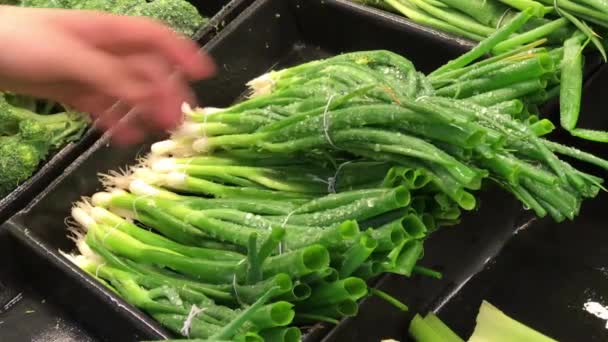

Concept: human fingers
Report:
left=94, top=100, right=131, bottom=131
left=53, top=11, right=214, bottom=79
left=133, top=74, right=194, bottom=131
left=117, top=53, right=194, bottom=130
left=110, top=122, right=145, bottom=145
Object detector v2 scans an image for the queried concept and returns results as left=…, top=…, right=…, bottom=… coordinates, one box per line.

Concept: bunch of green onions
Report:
left=353, top=0, right=608, bottom=141
left=62, top=48, right=607, bottom=341
left=352, top=0, right=607, bottom=47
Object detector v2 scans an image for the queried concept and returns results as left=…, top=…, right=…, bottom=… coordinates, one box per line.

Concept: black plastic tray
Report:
left=0, top=228, right=101, bottom=342
left=2, top=0, right=606, bottom=341
left=436, top=190, right=608, bottom=342
left=192, top=0, right=255, bottom=43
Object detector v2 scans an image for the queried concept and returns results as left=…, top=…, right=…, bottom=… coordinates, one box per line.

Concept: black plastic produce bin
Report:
left=1, top=0, right=607, bottom=341
left=192, top=0, right=255, bottom=43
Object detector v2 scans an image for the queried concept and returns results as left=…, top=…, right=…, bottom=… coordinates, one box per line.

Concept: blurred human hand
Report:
left=0, top=6, right=215, bottom=144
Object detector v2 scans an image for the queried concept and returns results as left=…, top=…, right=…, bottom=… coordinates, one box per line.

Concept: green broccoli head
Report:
left=20, top=0, right=126, bottom=10
left=0, top=0, right=20, bottom=5
left=44, top=111, right=89, bottom=148
left=108, top=0, right=144, bottom=14
left=127, top=0, right=205, bottom=37
left=0, top=93, right=88, bottom=198
left=70, top=0, right=115, bottom=11
left=0, top=114, right=87, bottom=197
left=19, top=119, right=53, bottom=156
left=0, top=135, right=44, bottom=197
left=0, top=95, right=27, bottom=135
left=1, top=91, right=89, bottom=146
left=20, top=0, right=70, bottom=8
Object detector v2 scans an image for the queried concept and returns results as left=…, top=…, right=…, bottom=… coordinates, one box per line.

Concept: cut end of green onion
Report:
left=72, top=207, right=97, bottom=230
left=192, top=137, right=209, bottom=153
left=323, top=268, right=340, bottom=283
left=98, top=168, right=133, bottom=190
left=166, top=172, right=188, bottom=188
left=339, top=220, right=361, bottom=240
left=458, top=191, right=477, bottom=211
left=150, top=158, right=179, bottom=173
left=274, top=273, right=294, bottom=293
left=402, top=214, right=427, bottom=239
left=151, top=139, right=179, bottom=156
left=61, top=251, right=99, bottom=270
left=131, top=167, right=165, bottom=186
left=172, top=122, right=201, bottom=138
left=337, top=299, right=358, bottom=317
left=284, top=327, right=302, bottom=342
left=128, top=179, right=162, bottom=197
left=90, top=191, right=113, bottom=208
left=270, top=301, right=296, bottom=326
left=292, top=283, right=312, bottom=301
left=389, top=225, right=406, bottom=247
left=180, top=102, right=194, bottom=115
left=302, top=245, right=331, bottom=272
left=188, top=106, right=224, bottom=118
left=76, top=237, right=100, bottom=263
left=394, top=186, right=412, bottom=207
left=361, top=233, right=379, bottom=251
left=343, top=277, right=368, bottom=300
left=89, top=206, right=111, bottom=222
left=247, top=72, right=277, bottom=97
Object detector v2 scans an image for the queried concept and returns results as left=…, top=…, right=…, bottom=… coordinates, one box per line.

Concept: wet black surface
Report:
left=0, top=230, right=97, bottom=342
left=438, top=190, right=608, bottom=342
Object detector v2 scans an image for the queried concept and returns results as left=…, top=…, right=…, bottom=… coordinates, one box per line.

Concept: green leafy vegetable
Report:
left=0, top=94, right=87, bottom=197
left=17, top=0, right=206, bottom=37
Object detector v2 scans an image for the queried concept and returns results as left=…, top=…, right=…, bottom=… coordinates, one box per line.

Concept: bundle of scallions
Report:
left=62, top=46, right=608, bottom=341
left=352, top=0, right=608, bottom=141
left=352, top=0, right=607, bottom=47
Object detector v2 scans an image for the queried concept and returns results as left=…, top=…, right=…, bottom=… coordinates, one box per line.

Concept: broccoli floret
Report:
left=20, top=0, right=70, bottom=8
left=0, top=95, right=89, bottom=197
left=108, top=0, right=144, bottom=14
left=19, top=0, right=205, bottom=37
left=127, top=0, right=206, bottom=37
left=18, top=119, right=53, bottom=155
left=70, top=0, right=115, bottom=11
left=0, top=133, right=45, bottom=197
left=0, top=96, right=23, bottom=135
left=3, top=92, right=38, bottom=112
left=0, top=95, right=87, bottom=142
